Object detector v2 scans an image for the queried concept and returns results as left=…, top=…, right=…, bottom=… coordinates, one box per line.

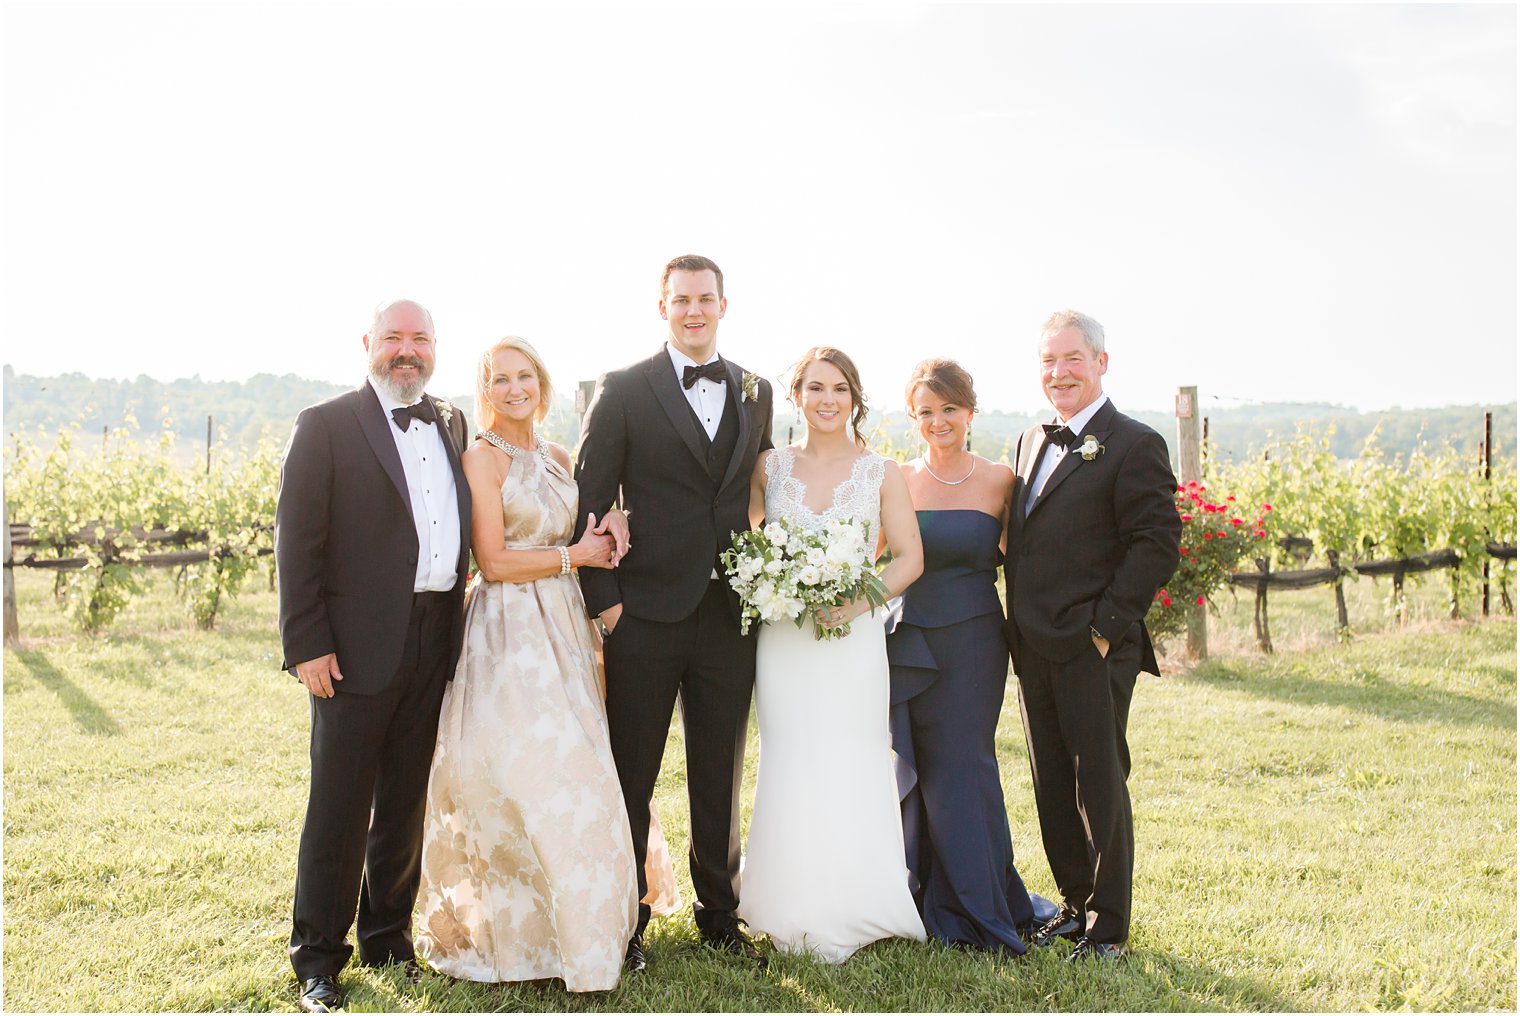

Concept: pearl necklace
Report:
left=921, top=454, right=976, bottom=486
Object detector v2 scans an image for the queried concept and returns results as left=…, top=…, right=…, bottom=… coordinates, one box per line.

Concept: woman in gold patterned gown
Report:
left=416, top=337, right=637, bottom=992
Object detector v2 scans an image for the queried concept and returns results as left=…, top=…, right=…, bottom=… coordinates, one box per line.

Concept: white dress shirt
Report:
left=373, top=386, right=461, bottom=592
left=1026, top=394, right=1109, bottom=516
left=666, top=343, right=726, bottom=441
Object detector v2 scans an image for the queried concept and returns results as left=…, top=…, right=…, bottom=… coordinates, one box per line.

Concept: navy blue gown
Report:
left=887, top=509, right=1053, bottom=952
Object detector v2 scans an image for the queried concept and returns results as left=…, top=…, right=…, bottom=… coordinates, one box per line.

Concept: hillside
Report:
left=3, top=366, right=1512, bottom=464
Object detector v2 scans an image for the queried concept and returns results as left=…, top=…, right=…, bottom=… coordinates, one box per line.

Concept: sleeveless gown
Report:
left=737, top=448, right=926, bottom=963
left=886, top=510, right=1055, bottom=952
left=415, top=441, right=637, bottom=991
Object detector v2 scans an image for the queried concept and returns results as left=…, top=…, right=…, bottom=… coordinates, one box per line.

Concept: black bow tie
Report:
left=391, top=402, right=435, bottom=431
left=682, top=361, right=727, bottom=390
left=1042, top=423, right=1075, bottom=448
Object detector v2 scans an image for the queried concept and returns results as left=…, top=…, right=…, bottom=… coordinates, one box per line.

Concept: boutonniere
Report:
left=1078, top=435, right=1105, bottom=461
left=433, top=398, right=454, bottom=425
left=741, top=371, right=759, bottom=403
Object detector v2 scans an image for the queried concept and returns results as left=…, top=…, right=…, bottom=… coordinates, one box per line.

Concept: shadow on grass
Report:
left=338, top=935, right=1302, bottom=1013
left=11, top=649, right=121, bottom=735
left=1186, top=654, right=1514, bottom=731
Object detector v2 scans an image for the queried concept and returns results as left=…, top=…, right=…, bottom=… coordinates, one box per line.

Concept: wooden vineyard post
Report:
left=1482, top=411, right=1492, bottom=616
left=1176, top=386, right=1205, bottom=659
left=3, top=498, right=18, bottom=647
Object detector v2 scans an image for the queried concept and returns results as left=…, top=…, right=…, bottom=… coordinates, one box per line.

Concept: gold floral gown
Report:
left=416, top=441, right=637, bottom=991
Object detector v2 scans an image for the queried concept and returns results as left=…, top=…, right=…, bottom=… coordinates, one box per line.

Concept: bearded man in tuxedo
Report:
left=1005, top=310, right=1180, bottom=962
left=275, top=299, right=470, bottom=1011
left=574, top=255, right=775, bottom=971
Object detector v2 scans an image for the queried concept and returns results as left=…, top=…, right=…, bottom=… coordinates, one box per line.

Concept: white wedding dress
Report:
left=737, top=448, right=926, bottom=963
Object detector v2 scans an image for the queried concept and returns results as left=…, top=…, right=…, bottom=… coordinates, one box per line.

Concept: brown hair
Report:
left=787, top=346, right=869, bottom=448
left=660, top=254, right=724, bottom=300
left=475, top=337, right=554, bottom=431
left=904, top=358, right=977, bottom=416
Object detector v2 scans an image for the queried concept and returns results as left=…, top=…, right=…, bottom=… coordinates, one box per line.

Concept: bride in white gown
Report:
left=737, top=347, right=927, bottom=963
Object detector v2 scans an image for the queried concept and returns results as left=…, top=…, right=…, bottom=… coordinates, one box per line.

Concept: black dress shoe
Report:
left=401, top=959, right=424, bottom=985
left=1067, top=937, right=1126, bottom=962
left=624, top=934, right=647, bottom=973
left=1030, top=908, right=1085, bottom=948
left=700, top=923, right=768, bottom=969
left=298, top=975, right=344, bottom=1013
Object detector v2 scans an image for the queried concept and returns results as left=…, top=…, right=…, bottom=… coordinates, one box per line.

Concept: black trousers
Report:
left=1015, top=634, right=1140, bottom=945
left=288, top=592, right=453, bottom=980
left=602, top=580, right=756, bottom=935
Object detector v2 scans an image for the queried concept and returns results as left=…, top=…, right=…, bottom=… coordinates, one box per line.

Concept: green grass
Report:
left=4, top=568, right=1515, bottom=1011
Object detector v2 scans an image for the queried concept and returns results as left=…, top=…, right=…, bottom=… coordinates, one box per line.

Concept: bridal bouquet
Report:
left=721, top=517, right=890, bottom=641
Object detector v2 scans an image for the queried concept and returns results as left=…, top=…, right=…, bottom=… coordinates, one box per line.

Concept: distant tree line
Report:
left=3, top=365, right=1513, bottom=464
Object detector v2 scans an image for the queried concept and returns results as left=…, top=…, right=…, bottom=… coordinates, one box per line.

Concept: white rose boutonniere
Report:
left=434, top=398, right=454, bottom=425
left=741, top=371, right=759, bottom=403
left=1078, top=434, right=1105, bottom=461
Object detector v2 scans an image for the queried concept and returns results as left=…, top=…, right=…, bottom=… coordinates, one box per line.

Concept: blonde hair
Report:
left=475, top=337, right=553, bottom=431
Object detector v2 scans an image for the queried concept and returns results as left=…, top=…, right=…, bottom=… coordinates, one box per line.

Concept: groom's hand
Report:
left=593, top=510, right=631, bottom=565
left=295, top=653, right=344, bottom=698
left=598, top=603, right=624, bottom=636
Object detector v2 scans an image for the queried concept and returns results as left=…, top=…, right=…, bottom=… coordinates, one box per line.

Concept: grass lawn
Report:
left=3, top=568, right=1515, bottom=1011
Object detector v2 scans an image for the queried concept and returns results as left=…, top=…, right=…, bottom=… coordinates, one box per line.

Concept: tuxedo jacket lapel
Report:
left=433, top=396, right=472, bottom=576
left=354, top=381, right=414, bottom=523
left=1026, top=401, right=1119, bottom=519
left=718, top=359, right=752, bottom=492
left=642, top=351, right=708, bottom=470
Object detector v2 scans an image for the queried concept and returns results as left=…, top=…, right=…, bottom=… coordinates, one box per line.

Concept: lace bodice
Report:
left=764, top=447, right=885, bottom=537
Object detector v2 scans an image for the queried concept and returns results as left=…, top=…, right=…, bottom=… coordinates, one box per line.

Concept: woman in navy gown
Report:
left=887, top=359, right=1053, bottom=954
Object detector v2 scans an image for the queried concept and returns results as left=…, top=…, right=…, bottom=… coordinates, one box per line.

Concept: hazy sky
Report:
left=2, top=2, right=1514, bottom=417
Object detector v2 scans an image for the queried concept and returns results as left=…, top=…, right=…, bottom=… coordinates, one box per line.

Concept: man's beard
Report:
left=369, top=355, right=432, bottom=404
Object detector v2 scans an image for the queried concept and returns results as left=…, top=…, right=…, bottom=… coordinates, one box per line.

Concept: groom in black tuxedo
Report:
left=574, top=255, right=774, bottom=970
left=275, top=299, right=470, bottom=1011
left=1004, top=310, right=1180, bottom=961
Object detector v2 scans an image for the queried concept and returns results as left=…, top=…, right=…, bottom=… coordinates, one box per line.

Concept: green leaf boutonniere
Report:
left=1078, top=434, right=1105, bottom=461
left=741, top=371, right=760, bottom=403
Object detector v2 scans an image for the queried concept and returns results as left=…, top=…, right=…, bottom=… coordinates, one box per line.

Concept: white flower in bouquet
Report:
left=720, top=516, right=891, bottom=641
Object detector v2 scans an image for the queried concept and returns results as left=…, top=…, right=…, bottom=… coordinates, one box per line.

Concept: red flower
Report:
left=1262, top=503, right=1273, bottom=511
left=1180, top=513, right=1193, bottom=522
left=1231, top=518, right=1244, bottom=526
left=1190, top=556, right=1199, bottom=563
left=1203, top=532, right=1213, bottom=539
left=1226, top=495, right=1236, bottom=501
left=1196, top=595, right=1205, bottom=605
left=1161, top=597, right=1173, bottom=607
left=1217, top=531, right=1228, bottom=538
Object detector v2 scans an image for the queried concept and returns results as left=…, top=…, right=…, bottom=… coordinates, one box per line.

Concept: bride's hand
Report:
left=814, top=598, right=862, bottom=630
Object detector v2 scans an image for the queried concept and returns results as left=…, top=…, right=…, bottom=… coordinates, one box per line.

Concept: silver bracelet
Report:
left=558, top=546, right=571, bottom=575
